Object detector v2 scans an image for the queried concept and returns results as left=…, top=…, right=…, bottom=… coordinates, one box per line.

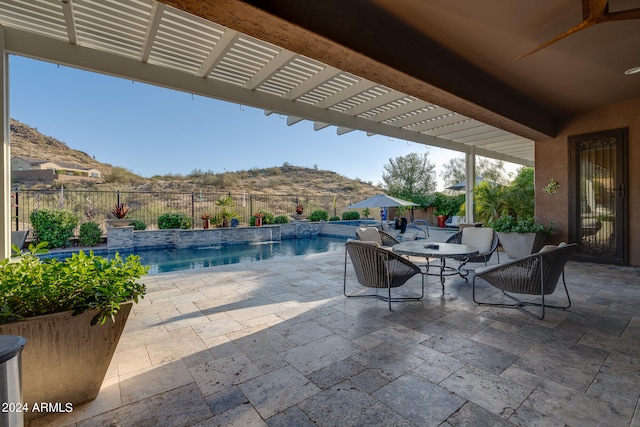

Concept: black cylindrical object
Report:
left=0, top=335, right=27, bottom=427
left=400, top=218, right=408, bottom=233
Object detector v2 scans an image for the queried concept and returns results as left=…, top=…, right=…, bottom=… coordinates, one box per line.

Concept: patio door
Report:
left=569, top=128, right=628, bottom=264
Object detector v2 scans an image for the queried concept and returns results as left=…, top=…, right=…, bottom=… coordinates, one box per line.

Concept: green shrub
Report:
left=157, top=213, right=191, bottom=229
left=341, top=211, right=360, bottom=220
left=130, top=219, right=147, bottom=230
left=309, top=209, right=328, bottom=222
left=30, top=209, right=79, bottom=248
left=489, top=215, right=554, bottom=235
left=250, top=211, right=275, bottom=226
left=329, top=216, right=340, bottom=221
left=273, top=215, right=289, bottom=224
left=79, top=222, right=102, bottom=247
left=0, top=243, right=148, bottom=325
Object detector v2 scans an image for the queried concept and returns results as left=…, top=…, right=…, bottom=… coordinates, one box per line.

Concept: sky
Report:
left=9, top=55, right=513, bottom=189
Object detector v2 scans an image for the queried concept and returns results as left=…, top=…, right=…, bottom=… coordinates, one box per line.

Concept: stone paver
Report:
left=31, top=230, right=640, bottom=426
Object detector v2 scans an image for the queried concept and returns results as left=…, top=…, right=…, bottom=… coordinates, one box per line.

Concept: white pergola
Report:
left=0, top=0, right=534, bottom=258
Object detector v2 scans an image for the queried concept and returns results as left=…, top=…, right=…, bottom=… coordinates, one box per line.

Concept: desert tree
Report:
left=440, top=156, right=510, bottom=190
left=381, top=152, right=437, bottom=202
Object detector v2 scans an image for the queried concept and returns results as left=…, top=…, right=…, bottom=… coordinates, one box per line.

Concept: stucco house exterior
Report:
left=11, top=156, right=102, bottom=185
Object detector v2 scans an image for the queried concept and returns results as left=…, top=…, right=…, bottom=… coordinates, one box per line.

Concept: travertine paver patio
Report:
left=31, top=231, right=640, bottom=427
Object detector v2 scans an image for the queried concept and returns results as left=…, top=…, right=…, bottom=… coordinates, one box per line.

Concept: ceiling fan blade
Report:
left=517, top=19, right=595, bottom=59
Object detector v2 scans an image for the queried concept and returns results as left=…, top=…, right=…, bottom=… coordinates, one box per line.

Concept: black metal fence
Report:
left=12, top=189, right=372, bottom=232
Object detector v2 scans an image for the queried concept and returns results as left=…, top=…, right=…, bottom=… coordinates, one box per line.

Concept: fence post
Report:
left=191, top=192, right=195, bottom=229
left=250, top=194, right=253, bottom=221
left=116, top=190, right=120, bottom=206
left=13, top=188, right=18, bottom=231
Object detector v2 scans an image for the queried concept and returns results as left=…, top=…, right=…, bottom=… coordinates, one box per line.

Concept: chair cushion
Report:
left=539, top=241, right=567, bottom=253
left=460, top=227, right=494, bottom=254
left=356, top=227, right=383, bottom=246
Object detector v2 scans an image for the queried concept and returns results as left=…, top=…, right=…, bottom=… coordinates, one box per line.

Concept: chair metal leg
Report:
left=472, top=270, right=571, bottom=320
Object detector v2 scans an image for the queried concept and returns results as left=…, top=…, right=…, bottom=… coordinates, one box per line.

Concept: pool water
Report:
left=137, top=236, right=347, bottom=274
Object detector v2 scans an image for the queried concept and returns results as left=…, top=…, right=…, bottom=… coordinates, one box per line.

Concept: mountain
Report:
left=9, top=119, right=382, bottom=197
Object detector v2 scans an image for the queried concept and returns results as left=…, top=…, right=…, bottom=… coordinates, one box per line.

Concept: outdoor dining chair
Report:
left=344, top=240, right=424, bottom=310
left=356, top=226, right=400, bottom=248
left=472, top=242, right=577, bottom=319
left=445, top=227, right=500, bottom=276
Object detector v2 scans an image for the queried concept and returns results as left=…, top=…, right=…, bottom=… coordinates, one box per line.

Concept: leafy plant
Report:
left=78, top=221, right=102, bottom=247
left=111, top=202, right=130, bottom=219
left=329, top=216, right=340, bottom=221
left=30, top=209, right=79, bottom=249
left=431, top=193, right=464, bottom=217
left=295, top=204, right=304, bottom=214
left=0, top=243, right=148, bottom=325
left=157, top=212, right=191, bottom=229
left=130, top=219, right=147, bottom=230
left=273, top=215, right=289, bottom=224
left=342, top=211, right=360, bottom=220
left=250, top=211, right=274, bottom=226
left=361, top=208, right=371, bottom=218
left=489, top=215, right=554, bottom=235
left=309, top=209, right=328, bottom=222
left=215, top=196, right=239, bottom=228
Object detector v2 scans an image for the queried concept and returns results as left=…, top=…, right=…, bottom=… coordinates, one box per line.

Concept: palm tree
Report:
left=474, top=182, right=506, bottom=225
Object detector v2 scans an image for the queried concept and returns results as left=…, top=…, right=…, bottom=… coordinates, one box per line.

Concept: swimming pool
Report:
left=136, top=235, right=347, bottom=274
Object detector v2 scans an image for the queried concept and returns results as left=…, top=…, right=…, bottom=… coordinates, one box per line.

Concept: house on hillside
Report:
left=11, top=156, right=102, bottom=185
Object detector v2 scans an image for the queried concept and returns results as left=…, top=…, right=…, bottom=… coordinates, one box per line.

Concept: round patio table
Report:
left=392, top=241, right=479, bottom=290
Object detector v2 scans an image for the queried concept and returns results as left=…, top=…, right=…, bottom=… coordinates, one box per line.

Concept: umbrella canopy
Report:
left=347, top=194, right=418, bottom=210
left=447, top=177, right=497, bottom=191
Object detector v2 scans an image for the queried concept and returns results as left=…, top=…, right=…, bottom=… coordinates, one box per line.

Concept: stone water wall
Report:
left=106, top=221, right=327, bottom=252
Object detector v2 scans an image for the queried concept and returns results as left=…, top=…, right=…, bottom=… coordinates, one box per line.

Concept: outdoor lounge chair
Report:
left=472, top=242, right=577, bottom=319
left=356, top=226, right=400, bottom=248
left=445, top=215, right=463, bottom=229
left=445, top=227, right=500, bottom=276
left=11, top=230, right=28, bottom=252
left=344, top=240, right=424, bottom=310
left=407, top=219, right=429, bottom=238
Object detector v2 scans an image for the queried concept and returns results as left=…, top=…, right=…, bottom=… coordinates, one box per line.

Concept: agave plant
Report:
left=111, top=202, right=130, bottom=219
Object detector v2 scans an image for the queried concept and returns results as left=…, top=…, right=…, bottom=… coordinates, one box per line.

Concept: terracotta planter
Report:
left=202, top=218, right=210, bottom=229
left=255, top=217, right=262, bottom=226
left=0, top=302, right=132, bottom=423
left=437, top=215, right=447, bottom=228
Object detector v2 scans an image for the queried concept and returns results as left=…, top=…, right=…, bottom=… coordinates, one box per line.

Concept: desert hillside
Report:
left=9, top=119, right=383, bottom=197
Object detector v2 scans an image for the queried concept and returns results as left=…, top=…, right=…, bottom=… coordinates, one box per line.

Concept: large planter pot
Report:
left=290, top=214, right=308, bottom=220
left=496, top=231, right=548, bottom=259
left=0, top=302, right=132, bottom=423
left=437, top=215, right=447, bottom=228
left=106, top=219, right=133, bottom=227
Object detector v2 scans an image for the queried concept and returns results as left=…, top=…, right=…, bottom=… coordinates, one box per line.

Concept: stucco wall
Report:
left=535, top=97, right=640, bottom=266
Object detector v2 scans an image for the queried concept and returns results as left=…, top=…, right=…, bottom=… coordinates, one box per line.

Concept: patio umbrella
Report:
left=347, top=194, right=418, bottom=225
left=447, top=177, right=497, bottom=191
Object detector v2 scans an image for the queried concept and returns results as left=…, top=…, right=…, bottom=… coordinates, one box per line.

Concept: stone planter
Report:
left=106, top=219, right=133, bottom=227
left=496, top=231, right=548, bottom=259
left=290, top=214, right=308, bottom=220
left=0, top=302, right=132, bottom=423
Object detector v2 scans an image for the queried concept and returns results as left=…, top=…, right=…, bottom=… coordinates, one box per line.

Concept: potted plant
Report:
left=254, top=212, right=264, bottom=226
left=361, top=207, right=371, bottom=219
left=107, top=202, right=132, bottom=227
left=490, top=215, right=555, bottom=259
left=215, top=196, right=239, bottom=228
left=0, top=243, right=148, bottom=423
left=201, top=213, right=212, bottom=229
left=291, top=204, right=307, bottom=220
